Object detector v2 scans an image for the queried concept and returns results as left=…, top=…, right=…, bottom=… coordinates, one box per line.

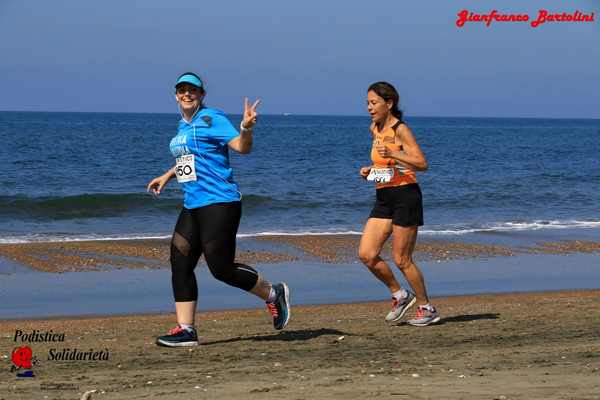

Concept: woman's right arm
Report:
left=147, top=166, right=176, bottom=196
left=359, top=124, right=376, bottom=178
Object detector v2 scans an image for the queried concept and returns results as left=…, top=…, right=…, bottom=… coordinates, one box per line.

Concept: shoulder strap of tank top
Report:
left=391, top=120, right=403, bottom=131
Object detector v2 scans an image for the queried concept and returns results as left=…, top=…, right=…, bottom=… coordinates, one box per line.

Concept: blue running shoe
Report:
left=267, top=282, right=290, bottom=330
left=156, top=326, right=199, bottom=347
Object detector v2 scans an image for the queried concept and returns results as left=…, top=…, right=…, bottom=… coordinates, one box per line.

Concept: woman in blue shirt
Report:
left=147, top=72, right=290, bottom=347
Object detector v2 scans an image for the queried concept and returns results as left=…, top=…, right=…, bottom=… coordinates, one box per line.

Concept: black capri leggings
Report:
left=170, top=201, right=259, bottom=302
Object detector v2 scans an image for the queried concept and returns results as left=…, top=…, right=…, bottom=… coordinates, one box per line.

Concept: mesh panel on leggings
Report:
left=172, top=231, right=191, bottom=257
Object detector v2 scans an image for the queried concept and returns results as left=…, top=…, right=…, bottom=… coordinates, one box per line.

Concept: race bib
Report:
left=175, top=154, right=196, bottom=183
left=367, top=168, right=394, bottom=183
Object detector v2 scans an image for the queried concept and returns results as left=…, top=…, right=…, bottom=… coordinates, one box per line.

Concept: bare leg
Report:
left=249, top=275, right=272, bottom=300
left=358, top=218, right=401, bottom=293
left=392, top=225, right=429, bottom=305
left=175, top=301, right=196, bottom=325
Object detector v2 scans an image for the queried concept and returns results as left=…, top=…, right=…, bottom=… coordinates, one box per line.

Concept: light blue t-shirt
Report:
left=169, top=107, right=241, bottom=209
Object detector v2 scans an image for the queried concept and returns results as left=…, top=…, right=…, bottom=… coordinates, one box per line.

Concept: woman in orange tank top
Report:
left=358, top=82, right=439, bottom=326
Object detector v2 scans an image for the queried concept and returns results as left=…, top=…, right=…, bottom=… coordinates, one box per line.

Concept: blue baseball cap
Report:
left=175, top=73, right=203, bottom=89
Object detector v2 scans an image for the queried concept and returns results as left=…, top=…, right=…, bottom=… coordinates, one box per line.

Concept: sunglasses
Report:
left=176, top=87, right=200, bottom=95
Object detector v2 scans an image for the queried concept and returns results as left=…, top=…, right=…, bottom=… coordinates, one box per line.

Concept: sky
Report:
left=0, top=0, right=598, bottom=118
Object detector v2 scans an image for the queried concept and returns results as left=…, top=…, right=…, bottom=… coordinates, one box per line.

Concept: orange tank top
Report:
left=370, top=120, right=417, bottom=189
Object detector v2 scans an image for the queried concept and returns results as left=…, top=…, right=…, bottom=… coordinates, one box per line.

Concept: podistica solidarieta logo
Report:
left=8, top=329, right=110, bottom=377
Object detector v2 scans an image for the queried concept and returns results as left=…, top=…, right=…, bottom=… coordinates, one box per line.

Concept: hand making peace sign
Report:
left=241, top=97, right=261, bottom=130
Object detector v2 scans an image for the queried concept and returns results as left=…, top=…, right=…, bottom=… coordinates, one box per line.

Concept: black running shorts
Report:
left=369, top=183, right=424, bottom=227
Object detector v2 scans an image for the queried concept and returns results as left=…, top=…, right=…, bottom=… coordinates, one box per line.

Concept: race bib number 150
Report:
left=175, top=155, right=197, bottom=183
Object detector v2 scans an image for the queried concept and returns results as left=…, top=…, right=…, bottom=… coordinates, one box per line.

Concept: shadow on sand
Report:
left=395, top=313, right=500, bottom=327
left=202, top=314, right=499, bottom=345
left=437, top=313, right=500, bottom=325
left=202, top=328, right=347, bottom=346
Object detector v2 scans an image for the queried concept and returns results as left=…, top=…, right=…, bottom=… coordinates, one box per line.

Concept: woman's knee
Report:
left=358, top=249, right=380, bottom=268
left=207, top=261, right=258, bottom=291
left=170, top=243, right=192, bottom=273
left=170, top=247, right=198, bottom=301
left=208, top=264, right=234, bottom=283
left=393, top=254, right=413, bottom=270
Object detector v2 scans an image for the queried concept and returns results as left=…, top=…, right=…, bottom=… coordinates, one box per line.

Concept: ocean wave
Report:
left=0, top=230, right=364, bottom=244
left=242, top=220, right=600, bottom=236
left=420, top=220, right=600, bottom=235
left=0, top=233, right=171, bottom=244
left=2, top=220, right=599, bottom=244
left=0, top=193, right=304, bottom=220
left=0, top=193, right=180, bottom=219
left=237, top=230, right=364, bottom=237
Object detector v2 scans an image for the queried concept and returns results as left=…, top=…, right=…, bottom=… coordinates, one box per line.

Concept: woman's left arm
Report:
left=375, top=124, right=428, bottom=171
left=229, top=97, right=261, bottom=154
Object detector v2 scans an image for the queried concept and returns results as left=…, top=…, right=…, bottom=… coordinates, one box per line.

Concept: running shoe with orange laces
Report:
left=156, top=325, right=199, bottom=347
left=407, top=305, right=440, bottom=326
left=385, top=291, right=416, bottom=323
left=266, top=282, right=290, bottom=330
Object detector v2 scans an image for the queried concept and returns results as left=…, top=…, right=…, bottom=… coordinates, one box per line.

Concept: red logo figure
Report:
left=12, top=346, right=33, bottom=369
left=10, top=346, right=38, bottom=377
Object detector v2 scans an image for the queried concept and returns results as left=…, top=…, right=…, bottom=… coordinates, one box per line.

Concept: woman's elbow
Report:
left=238, top=145, right=252, bottom=154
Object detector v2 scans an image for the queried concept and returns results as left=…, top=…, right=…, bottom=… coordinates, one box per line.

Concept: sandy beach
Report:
left=1, top=290, right=599, bottom=399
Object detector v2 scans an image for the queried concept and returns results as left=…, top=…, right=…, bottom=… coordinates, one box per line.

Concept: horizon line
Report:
left=1, top=109, right=599, bottom=121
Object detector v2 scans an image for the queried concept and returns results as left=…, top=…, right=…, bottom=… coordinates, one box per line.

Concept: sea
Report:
left=1, top=111, right=599, bottom=244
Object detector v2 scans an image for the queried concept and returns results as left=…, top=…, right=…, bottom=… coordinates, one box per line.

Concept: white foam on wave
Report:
left=420, top=220, right=600, bottom=235
left=0, top=234, right=170, bottom=244
left=241, top=221, right=600, bottom=237
left=1, top=220, right=599, bottom=243
left=0, top=230, right=365, bottom=244
left=237, top=230, right=364, bottom=238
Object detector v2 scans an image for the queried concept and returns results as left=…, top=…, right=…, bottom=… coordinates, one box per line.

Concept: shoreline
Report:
left=1, top=235, right=599, bottom=273
left=1, top=237, right=599, bottom=319
left=1, top=234, right=599, bottom=321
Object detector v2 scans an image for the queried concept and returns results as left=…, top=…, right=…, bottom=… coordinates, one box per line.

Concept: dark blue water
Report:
left=1, top=111, right=599, bottom=243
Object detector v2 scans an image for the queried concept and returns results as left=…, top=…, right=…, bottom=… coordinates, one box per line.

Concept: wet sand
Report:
left=258, top=234, right=516, bottom=262
left=0, top=239, right=299, bottom=273
left=1, top=290, right=599, bottom=399
left=1, top=235, right=599, bottom=273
